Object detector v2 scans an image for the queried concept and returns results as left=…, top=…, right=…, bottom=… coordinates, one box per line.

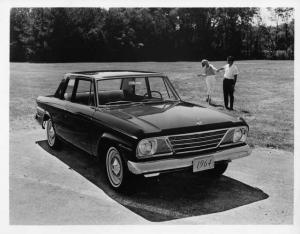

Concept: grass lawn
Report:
left=9, top=60, right=294, bottom=151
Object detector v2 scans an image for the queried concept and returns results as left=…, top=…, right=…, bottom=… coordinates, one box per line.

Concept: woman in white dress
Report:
left=197, top=59, right=217, bottom=104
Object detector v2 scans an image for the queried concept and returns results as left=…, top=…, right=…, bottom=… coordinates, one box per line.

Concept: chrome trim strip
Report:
left=167, top=128, right=229, bottom=138
left=171, top=137, right=223, bottom=147
left=136, top=152, right=174, bottom=159
left=155, top=152, right=174, bottom=157
left=172, top=146, right=219, bottom=155
left=36, top=106, right=45, bottom=111
left=219, top=142, right=245, bottom=148
left=217, top=128, right=231, bottom=147
left=127, top=145, right=252, bottom=175
left=173, top=142, right=219, bottom=151
left=36, top=106, right=45, bottom=114
left=169, top=133, right=225, bottom=142
left=144, top=173, right=160, bottom=178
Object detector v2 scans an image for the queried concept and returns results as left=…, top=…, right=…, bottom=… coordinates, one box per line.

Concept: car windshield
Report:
left=97, top=76, right=179, bottom=105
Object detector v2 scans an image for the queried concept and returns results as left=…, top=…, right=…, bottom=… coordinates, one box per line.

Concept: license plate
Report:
left=193, top=156, right=214, bottom=172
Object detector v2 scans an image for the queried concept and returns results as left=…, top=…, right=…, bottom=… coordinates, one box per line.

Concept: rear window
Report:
left=73, top=79, right=95, bottom=106
left=54, top=79, right=66, bottom=98
left=63, top=79, right=75, bottom=101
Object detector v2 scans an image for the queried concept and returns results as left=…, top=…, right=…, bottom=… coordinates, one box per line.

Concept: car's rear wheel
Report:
left=105, top=145, right=131, bottom=191
left=206, top=162, right=228, bottom=177
left=46, top=118, right=60, bottom=149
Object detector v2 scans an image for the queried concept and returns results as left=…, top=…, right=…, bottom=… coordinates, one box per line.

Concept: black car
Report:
left=35, top=70, right=252, bottom=191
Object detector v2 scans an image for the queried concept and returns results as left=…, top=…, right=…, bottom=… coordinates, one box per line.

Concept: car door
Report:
left=64, top=77, right=97, bottom=154
left=54, top=77, right=75, bottom=141
left=47, top=79, right=68, bottom=135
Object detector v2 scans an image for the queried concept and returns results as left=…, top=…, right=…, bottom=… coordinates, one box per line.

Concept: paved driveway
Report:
left=9, top=129, right=293, bottom=224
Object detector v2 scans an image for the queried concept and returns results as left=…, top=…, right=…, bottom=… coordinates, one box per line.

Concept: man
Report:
left=217, top=56, right=239, bottom=110
left=197, top=59, right=217, bottom=104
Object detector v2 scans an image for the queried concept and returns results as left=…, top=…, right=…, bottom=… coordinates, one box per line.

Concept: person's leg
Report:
left=205, top=77, right=211, bottom=102
left=208, top=76, right=215, bottom=104
left=229, top=80, right=234, bottom=110
left=223, top=79, right=229, bottom=108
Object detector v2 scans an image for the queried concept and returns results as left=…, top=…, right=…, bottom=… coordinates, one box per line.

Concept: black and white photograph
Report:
left=2, top=0, right=299, bottom=232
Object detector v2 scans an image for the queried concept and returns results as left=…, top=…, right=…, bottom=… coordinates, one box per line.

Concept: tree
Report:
left=9, top=7, right=294, bottom=62
left=275, top=8, right=294, bottom=55
left=10, top=8, right=31, bottom=61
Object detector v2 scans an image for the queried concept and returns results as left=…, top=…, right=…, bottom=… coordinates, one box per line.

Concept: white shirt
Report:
left=223, top=64, right=238, bottom=79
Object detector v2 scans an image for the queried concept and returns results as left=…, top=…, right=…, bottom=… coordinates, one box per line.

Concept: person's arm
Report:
left=233, top=74, right=237, bottom=85
left=210, top=64, right=217, bottom=72
left=233, top=65, right=238, bottom=85
left=197, top=67, right=206, bottom=77
left=217, top=65, right=226, bottom=72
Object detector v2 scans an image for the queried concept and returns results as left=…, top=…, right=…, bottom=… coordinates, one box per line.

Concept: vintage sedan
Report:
left=35, top=70, right=252, bottom=191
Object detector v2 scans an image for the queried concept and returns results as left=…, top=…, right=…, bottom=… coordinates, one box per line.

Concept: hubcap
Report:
left=112, top=158, right=121, bottom=175
left=106, top=147, right=123, bottom=188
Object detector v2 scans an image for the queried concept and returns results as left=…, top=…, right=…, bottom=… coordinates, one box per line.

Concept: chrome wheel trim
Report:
left=47, top=119, right=55, bottom=147
left=106, top=147, right=123, bottom=188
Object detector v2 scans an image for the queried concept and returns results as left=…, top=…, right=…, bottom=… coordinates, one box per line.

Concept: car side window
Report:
left=73, top=79, right=95, bottom=106
left=63, top=79, right=75, bottom=101
left=148, top=77, right=176, bottom=99
left=132, top=78, right=147, bottom=96
left=55, top=79, right=66, bottom=98
left=98, top=79, right=121, bottom=91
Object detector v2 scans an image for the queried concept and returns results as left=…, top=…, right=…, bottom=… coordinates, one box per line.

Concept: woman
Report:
left=197, top=59, right=217, bottom=104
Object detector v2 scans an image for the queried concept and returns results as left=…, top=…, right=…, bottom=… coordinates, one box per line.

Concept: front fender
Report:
left=96, top=132, right=135, bottom=161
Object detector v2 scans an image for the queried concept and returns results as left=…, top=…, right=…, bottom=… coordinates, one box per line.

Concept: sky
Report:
left=259, top=8, right=277, bottom=26
left=258, top=8, right=294, bottom=26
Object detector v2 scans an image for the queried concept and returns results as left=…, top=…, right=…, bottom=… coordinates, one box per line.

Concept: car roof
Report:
left=64, top=70, right=164, bottom=80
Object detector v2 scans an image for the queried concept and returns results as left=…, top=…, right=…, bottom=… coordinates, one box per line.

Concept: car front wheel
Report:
left=46, top=118, right=60, bottom=149
left=105, top=146, right=131, bottom=191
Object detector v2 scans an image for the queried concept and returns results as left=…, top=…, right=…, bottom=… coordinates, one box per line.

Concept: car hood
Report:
left=105, top=101, right=240, bottom=136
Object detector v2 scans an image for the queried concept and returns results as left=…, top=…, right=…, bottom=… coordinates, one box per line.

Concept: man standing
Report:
left=217, top=56, right=239, bottom=110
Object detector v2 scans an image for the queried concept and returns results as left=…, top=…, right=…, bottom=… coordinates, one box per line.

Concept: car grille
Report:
left=168, top=129, right=228, bottom=154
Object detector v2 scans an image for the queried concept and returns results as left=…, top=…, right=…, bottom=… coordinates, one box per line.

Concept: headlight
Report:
left=233, top=129, right=242, bottom=142
left=137, top=137, right=172, bottom=158
left=137, top=138, right=157, bottom=156
left=233, top=127, right=248, bottom=143
left=240, top=128, right=248, bottom=142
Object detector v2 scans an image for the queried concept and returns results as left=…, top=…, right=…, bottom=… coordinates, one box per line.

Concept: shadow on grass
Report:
left=36, top=140, right=268, bottom=222
left=209, top=102, right=224, bottom=108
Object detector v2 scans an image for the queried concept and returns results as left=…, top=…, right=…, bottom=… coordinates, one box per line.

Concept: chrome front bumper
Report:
left=35, top=106, right=46, bottom=128
left=127, top=144, right=252, bottom=175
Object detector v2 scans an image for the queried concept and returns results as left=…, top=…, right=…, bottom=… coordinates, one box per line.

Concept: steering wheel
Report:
left=143, top=90, right=163, bottom=99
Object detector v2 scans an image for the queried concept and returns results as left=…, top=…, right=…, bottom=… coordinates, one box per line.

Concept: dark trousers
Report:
left=223, top=78, right=235, bottom=109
